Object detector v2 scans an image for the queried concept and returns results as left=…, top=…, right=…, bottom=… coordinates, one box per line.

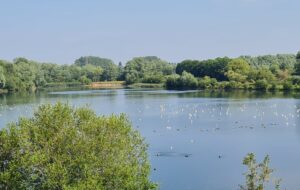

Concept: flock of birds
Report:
left=133, top=100, right=300, bottom=165
left=1, top=99, right=300, bottom=165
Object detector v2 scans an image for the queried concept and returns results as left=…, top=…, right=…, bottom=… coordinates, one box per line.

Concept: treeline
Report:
left=0, top=56, right=175, bottom=92
left=1, top=52, right=300, bottom=92
left=0, top=56, right=122, bottom=92
left=166, top=52, right=300, bottom=90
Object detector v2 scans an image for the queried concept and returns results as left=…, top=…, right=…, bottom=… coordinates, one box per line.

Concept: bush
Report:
left=142, top=74, right=164, bottom=84
left=0, top=103, right=156, bottom=190
left=269, top=82, right=278, bottom=91
left=165, top=72, right=198, bottom=89
left=239, top=153, right=282, bottom=190
left=79, top=75, right=92, bottom=85
left=224, top=81, right=240, bottom=90
left=290, top=76, right=300, bottom=85
left=282, top=80, right=293, bottom=91
left=198, top=76, right=217, bottom=89
left=255, top=80, right=268, bottom=90
left=165, top=74, right=180, bottom=89
left=179, top=71, right=198, bottom=89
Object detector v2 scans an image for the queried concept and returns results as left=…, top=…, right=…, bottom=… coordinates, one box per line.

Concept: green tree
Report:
left=165, top=74, right=180, bottom=89
left=74, top=56, right=119, bottom=81
left=225, top=59, right=251, bottom=82
left=179, top=71, right=198, bottom=89
left=0, top=103, right=157, bottom=190
left=255, top=79, right=269, bottom=90
left=294, top=51, right=300, bottom=75
left=9, top=60, right=38, bottom=91
left=239, top=153, right=281, bottom=190
left=0, top=66, right=6, bottom=88
left=124, top=56, right=174, bottom=84
left=176, top=57, right=231, bottom=81
left=82, top=64, right=103, bottom=82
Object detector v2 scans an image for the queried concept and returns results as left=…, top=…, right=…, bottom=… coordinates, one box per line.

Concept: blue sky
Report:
left=0, top=0, right=299, bottom=64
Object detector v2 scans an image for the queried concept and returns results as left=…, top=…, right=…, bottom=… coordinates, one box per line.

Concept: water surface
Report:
left=1, top=89, right=300, bottom=190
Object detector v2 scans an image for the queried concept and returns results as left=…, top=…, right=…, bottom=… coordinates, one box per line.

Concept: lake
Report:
left=1, top=89, right=300, bottom=190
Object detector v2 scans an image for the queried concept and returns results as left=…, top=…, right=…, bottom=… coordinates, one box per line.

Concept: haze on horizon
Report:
left=0, top=0, right=299, bottom=64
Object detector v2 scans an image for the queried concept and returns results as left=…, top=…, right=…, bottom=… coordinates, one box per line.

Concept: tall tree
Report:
left=293, top=51, right=300, bottom=75
left=0, top=66, right=6, bottom=88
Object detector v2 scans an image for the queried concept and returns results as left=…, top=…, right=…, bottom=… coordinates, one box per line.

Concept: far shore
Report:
left=87, top=81, right=125, bottom=89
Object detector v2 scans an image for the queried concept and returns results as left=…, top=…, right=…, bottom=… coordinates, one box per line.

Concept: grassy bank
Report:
left=127, top=83, right=164, bottom=88
left=88, top=81, right=125, bottom=88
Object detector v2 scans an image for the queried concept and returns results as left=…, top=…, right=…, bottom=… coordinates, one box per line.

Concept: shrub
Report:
left=79, top=76, right=92, bottom=85
left=269, top=82, right=278, bottom=91
left=142, top=74, right=164, bottom=84
left=0, top=103, right=156, bottom=190
left=282, top=80, right=293, bottom=91
left=239, top=153, right=282, bottom=190
left=165, top=74, right=180, bottom=89
left=179, top=71, right=198, bottom=89
left=290, top=76, right=300, bottom=85
left=198, top=76, right=217, bottom=89
left=165, top=72, right=198, bottom=89
left=255, top=80, right=268, bottom=90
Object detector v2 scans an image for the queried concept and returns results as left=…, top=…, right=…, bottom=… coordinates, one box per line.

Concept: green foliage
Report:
left=74, top=56, right=119, bottom=81
left=0, top=52, right=299, bottom=92
left=296, top=51, right=300, bottom=61
left=0, top=103, right=156, bottom=190
left=226, top=59, right=251, bottom=82
left=176, top=57, right=231, bottom=81
left=198, top=76, right=217, bottom=89
left=239, top=153, right=281, bottom=190
left=293, top=62, right=300, bottom=75
left=240, top=54, right=296, bottom=71
left=74, top=56, right=113, bottom=68
left=165, top=74, right=180, bottom=89
left=165, top=72, right=197, bottom=89
left=255, top=80, right=269, bottom=90
left=293, top=52, right=300, bottom=75
left=0, top=65, right=6, bottom=88
left=179, top=71, right=198, bottom=89
left=282, top=80, right=293, bottom=91
left=82, top=64, right=103, bottom=82
left=79, top=76, right=92, bottom=85
left=124, top=56, right=174, bottom=84
left=142, top=74, right=165, bottom=84
left=5, top=60, right=38, bottom=91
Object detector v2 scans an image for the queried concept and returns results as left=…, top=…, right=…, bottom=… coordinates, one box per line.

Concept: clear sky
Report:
left=0, top=0, right=299, bottom=64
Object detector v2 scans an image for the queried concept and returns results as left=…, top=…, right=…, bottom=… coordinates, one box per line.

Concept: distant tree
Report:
left=75, top=56, right=119, bottom=81
left=255, top=79, right=269, bottom=90
left=165, top=74, right=180, bottom=89
left=0, top=66, right=6, bottom=88
left=74, top=56, right=113, bottom=67
left=296, top=51, right=300, bottom=60
left=10, top=61, right=38, bottom=91
left=165, top=72, right=197, bottom=89
left=176, top=57, right=231, bottom=81
left=248, top=68, right=276, bottom=82
left=101, top=64, right=119, bottom=81
left=117, top=62, right=125, bottom=80
left=82, top=64, right=103, bottom=82
left=124, top=56, right=174, bottom=84
left=240, top=54, right=296, bottom=70
left=294, top=51, right=300, bottom=75
left=13, top=57, right=29, bottom=64
left=225, top=59, right=251, bottom=82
